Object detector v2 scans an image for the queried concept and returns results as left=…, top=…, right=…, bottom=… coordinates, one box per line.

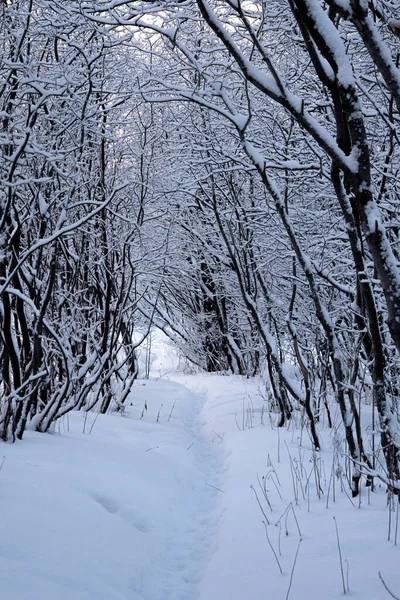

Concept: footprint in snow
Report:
left=89, top=493, right=150, bottom=532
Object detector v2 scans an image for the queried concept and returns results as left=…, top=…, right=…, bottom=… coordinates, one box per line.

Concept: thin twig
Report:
left=291, top=504, right=302, bottom=538
left=263, top=521, right=283, bottom=575
left=286, top=538, right=302, bottom=600
left=251, top=485, right=270, bottom=524
left=257, top=474, right=272, bottom=511
left=145, top=446, right=159, bottom=452
left=168, top=400, right=176, bottom=422
left=205, top=482, right=225, bottom=493
left=379, top=572, right=400, bottom=600
left=333, top=516, right=346, bottom=595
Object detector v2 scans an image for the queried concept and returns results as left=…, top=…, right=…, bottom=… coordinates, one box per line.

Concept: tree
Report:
left=0, top=1, right=159, bottom=439
left=97, top=0, right=400, bottom=492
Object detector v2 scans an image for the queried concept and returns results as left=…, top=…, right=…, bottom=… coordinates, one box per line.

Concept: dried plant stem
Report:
left=291, top=504, right=302, bottom=538
left=388, top=492, right=393, bottom=541
left=333, top=516, right=346, bottom=595
left=379, top=572, right=400, bottom=600
left=345, top=559, right=350, bottom=593
left=326, top=462, right=334, bottom=509
left=251, top=485, right=270, bottom=525
left=83, top=410, right=88, bottom=434
left=89, top=409, right=101, bottom=435
left=286, top=538, right=302, bottom=600
left=263, top=521, right=283, bottom=575
left=168, top=400, right=176, bottom=422
left=257, top=474, right=272, bottom=511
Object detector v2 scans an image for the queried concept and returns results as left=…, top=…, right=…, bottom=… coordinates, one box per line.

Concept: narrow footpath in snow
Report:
left=170, top=372, right=400, bottom=600
left=0, top=378, right=223, bottom=600
left=1, top=358, right=400, bottom=599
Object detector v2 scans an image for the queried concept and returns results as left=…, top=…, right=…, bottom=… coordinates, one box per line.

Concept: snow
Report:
left=364, top=15, right=400, bottom=95
left=364, top=200, right=400, bottom=297
left=38, top=192, right=49, bottom=216
left=302, top=0, right=354, bottom=88
left=170, top=372, right=400, bottom=600
left=0, top=377, right=220, bottom=600
left=1, top=333, right=400, bottom=600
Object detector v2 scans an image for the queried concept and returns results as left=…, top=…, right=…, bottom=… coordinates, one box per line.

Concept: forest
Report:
left=1, top=0, right=400, bottom=512
left=1, top=1, right=400, bottom=598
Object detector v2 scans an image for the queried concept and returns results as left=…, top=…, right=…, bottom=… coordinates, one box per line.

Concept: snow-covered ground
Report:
left=1, top=335, right=399, bottom=599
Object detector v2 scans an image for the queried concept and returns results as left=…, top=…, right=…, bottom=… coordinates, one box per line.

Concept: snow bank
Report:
left=172, top=373, right=400, bottom=600
left=0, top=379, right=221, bottom=600
left=1, top=341, right=399, bottom=600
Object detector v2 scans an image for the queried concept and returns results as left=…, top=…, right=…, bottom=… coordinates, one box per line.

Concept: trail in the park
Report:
left=1, top=359, right=399, bottom=599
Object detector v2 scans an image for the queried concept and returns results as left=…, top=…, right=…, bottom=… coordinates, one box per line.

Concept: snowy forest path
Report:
left=167, top=373, right=264, bottom=600
left=145, top=377, right=225, bottom=600
left=2, top=371, right=400, bottom=600
left=0, top=377, right=225, bottom=600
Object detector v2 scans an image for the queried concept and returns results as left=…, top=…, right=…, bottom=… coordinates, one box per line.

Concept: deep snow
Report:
left=1, top=335, right=400, bottom=599
left=0, top=378, right=221, bottom=600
